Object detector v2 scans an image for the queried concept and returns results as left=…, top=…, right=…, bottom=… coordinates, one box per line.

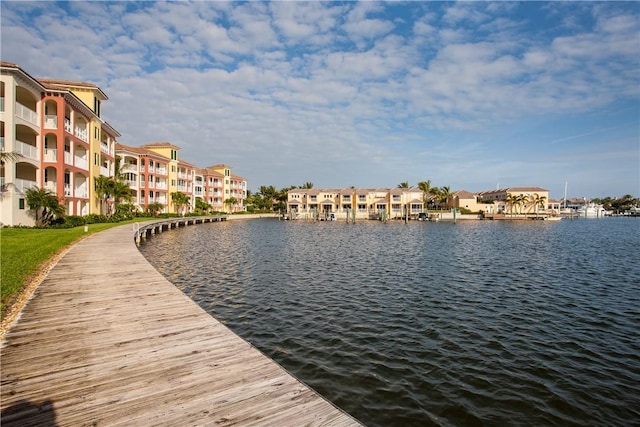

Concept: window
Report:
left=94, top=153, right=98, bottom=165
left=19, top=198, right=25, bottom=209
left=171, top=150, right=177, bottom=160
left=171, top=165, right=176, bottom=172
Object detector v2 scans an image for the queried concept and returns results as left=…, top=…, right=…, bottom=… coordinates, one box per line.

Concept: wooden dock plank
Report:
left=1, top=223, right=363, bottom=426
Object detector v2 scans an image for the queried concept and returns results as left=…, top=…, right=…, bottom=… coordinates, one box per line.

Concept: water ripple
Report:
left=140, top=218, right=640, bottom=427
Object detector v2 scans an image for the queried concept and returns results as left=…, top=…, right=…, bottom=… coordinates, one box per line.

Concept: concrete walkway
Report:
left=0, top=222, right=362, bottom=426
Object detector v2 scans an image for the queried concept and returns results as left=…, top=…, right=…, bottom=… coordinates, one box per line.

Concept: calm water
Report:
left=139, top=218, right=640, bottom=427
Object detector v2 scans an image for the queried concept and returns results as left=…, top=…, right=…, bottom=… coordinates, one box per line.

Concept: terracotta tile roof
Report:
left=141, top=142, right=182, bottom=150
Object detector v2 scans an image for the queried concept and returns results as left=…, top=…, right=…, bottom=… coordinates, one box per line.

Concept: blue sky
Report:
left=2, top=1, right=638, bottom=198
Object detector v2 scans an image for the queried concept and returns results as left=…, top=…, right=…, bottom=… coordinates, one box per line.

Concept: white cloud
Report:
left=1, top=1, right=638, bottom=196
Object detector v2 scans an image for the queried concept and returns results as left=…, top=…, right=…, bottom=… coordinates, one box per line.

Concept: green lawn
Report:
left=0, top=222, right=133, bottom=316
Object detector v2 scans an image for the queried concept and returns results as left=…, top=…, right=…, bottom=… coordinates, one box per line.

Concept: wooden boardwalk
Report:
left=1, top=223, right=363, bottom=426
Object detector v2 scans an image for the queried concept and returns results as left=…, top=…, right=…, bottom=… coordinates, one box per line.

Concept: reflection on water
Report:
left=140, top=218, right=640, bottom=427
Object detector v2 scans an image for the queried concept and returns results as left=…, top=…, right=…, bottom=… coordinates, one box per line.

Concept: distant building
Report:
left=287, top=187, right=424, bottom=220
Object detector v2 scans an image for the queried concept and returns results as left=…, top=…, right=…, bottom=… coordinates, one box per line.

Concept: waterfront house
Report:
left=0, top=61, right=120, bottom=225
left=287, top=187, right=424, bottom=220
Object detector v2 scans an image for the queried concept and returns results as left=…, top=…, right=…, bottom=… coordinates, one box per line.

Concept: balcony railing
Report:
left=126, top=179, right=137, bottom=188
left=100, top=166, right=109, bottom=176
left=15, top=178, right=38, bottom=193
left=75, top=186, right=88, bottom=198
left=16, top=140, right=39, bottom=161
left=64, top=184, right=71, bottom=196
left=75, top=127, right=88, bottom=142
left=44, top=115, right=58, bottom=129
left=15, top=102, right=38, bottom=126
left=155, top=182, right=167, bottom=190
left=44, top=181, right=57, bottom=193
left=122, top=164, right=137, bottom=173
left=64, top=152, right=73, bottom=165
left=156, top=167, right=167, bottom=175
left=100, top=143, right=110, bottom=154
left=64, top=119, right=72, bottom=133
left=74, top=156, right=88, bottom=170
left=44, top=148, right=57, bottom=162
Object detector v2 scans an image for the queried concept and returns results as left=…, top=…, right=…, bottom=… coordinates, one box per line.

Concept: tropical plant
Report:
left=146, top=202, right=164, bottom=216
left=301, top=182, right=314, bottom=189
left=398, top=181, right=410, bottom=188
left=94, top=175, right=113, bottom=215
left=224, top=197, right=238, bottom=213
left=438, top=186, right=451, bottom=210
left=25, top=187, right=66, bottom=226
left=171, top=191, right=190, bottom=215
left=530, top=193, right=547, bottom=217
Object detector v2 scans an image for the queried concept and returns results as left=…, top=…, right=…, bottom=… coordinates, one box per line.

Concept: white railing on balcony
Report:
left=155, top=182, right=167, bottom=190
left=64, top=152, right=73, bottom=165
left=156, top=167, right=167, bottom=175
left=44, top=148, right=57, bottom=162
left=75, top=185, right=88, bottom=198
left=44, top=115, right=58, bottom=129
left=16, top=140, right=39, bottom=161
left=75, top=156, right=88, bottom=170
left=148, top=182, right=155, bottom=189
left=44, top=181, right=57, bottom=193
left=15, top=178, right=38, bottom=193
left=100, top=143, right=110, bottom=154
left=100, top=166, right=109, bottom=176
left=75, top=126, right=88, bottom=142
left=156, top=197, right=167, bottom=204
left=178, top=172, right=188, bottom=179
left=177, top=185, right=187, bottom=192
left=195, top=189, right=203, bottom=196
left=15, top=102, right=38, bottom=126
left=122, top=164, right=138, bottom=173
left=126, top=179, right=137, bottom=188
left=64, top=184, right=72, bottom=196
left=64, top=119, right=72, bottom=133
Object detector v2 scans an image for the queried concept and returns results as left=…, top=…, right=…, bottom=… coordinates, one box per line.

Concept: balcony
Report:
left=44, top=148, right=57, bottom=162
left=75, top=185, right=88, bottom=198
left=126, top=179, right=137, bottom=188
left=155, top=182, right=167, bottom=190
left=15, top=102, right=38, bottom=126
left=44, top=181, right=57, bottom=193
left=74, top=156, right=88, bottom=170
left=64, top=119, right=72, bottom=133
left=100, top=166, right=109, bottom=176
left=74, top=127, right=88, bottom=142
left=64, top=184, right=71, bottom=197
left=100, top=143, right=110, bottom=155
left=44, top=115, right=58, bottom=129
left=156, top=167, right=167, bottom=175
left=15, top=178, right=38, bottom=193
left=64, top=152, right=73, bottom=165
left=16, top=140, right=39, bottom=161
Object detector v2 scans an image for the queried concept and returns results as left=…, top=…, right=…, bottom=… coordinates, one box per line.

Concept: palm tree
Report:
left=417, top=180, right=431, bottom=212
left=301, top=182, right=314, bottom=189
left=94, top=175, right=113, bottom=215
left=530, top=193, right=547, bottom=217
left=259, top=185, right=277, bottom=210
left=438, top=186, right=451, bottom=210
left=171, top=191, right=190, bottom=216
left=224, top=196, right=238, bottom=213
left=25, top=187, right=65, bottom=226
left=505, top=193, right=517, bottom=217
left=398, top=181, right=410, bottom=188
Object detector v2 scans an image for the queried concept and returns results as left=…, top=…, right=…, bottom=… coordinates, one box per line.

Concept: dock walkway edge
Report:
left=1, top=218, right=362, bottom=426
